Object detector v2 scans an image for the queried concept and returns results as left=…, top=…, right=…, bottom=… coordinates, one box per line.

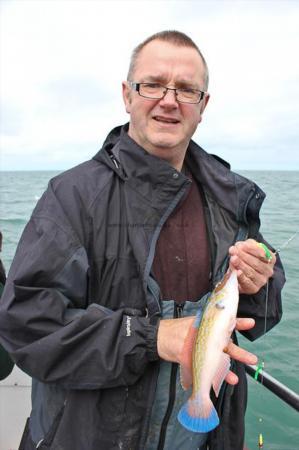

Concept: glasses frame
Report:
left=129, top=82, right=206, bottom=104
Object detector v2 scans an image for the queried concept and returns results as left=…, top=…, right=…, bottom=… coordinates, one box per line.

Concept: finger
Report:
left=235, top=318, right=255, bottom=331
left=229, top=239, right=276, bottom=266
left=226, top=342, right=258, bottom=365
left=228, top=267, right=261, bottom=294
left=230, top=250, right=274, bottom=277
left=229, top=257, right=273, bottom=294
left=236, top=239, right=275, bottom=260
left=229, top=239, right=259, bottom=257
left=225, top=370, right=239, bottom=385
left=235, top=269, right=265, bottom=294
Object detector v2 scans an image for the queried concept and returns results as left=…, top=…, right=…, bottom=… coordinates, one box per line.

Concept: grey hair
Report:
left=127, top=30, right=209, bottom=91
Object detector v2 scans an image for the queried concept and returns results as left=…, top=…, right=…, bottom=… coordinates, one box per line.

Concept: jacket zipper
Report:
left=157, top=302, right=185, bottom=450
left=140, top=181, right=191, bottom=450
left=154, top=177, right=253, bottom=450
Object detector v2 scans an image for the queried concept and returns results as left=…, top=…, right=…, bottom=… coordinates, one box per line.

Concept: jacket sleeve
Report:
left=0, top=268, right=15, bottom=380
left=237, top=234, right=285, bottom=341
left=0, top=182, right=159, bottom=389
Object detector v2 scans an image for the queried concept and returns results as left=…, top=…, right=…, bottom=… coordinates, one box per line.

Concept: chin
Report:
left=149, top=135, right=178, bottom=150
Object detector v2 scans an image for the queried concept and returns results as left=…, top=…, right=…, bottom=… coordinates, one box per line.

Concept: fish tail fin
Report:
left=178, top=393, right=219, bottom=433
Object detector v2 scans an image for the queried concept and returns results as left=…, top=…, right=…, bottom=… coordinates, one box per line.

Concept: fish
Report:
left=178, top=269, right=239, bottom=433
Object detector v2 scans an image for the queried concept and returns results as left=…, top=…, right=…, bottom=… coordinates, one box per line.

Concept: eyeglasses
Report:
left=129, top=82, right=206, bottom=104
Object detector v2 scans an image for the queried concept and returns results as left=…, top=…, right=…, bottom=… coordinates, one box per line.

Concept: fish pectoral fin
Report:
left=212, top=352, right=231, bottom=397
left=180, top=317, right=198, bottom=390
left=180, top=364, right=193, bottom=391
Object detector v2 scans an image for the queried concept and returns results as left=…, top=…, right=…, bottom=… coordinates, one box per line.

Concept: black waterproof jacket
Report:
left=0, top=124, right=285, bottom=450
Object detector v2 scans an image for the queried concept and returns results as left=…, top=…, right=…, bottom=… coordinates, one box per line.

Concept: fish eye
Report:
left=215, top=302, right=225, bottom=310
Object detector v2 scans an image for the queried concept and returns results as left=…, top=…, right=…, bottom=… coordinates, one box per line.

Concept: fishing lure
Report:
left=257, top=243, right=273, bottom=262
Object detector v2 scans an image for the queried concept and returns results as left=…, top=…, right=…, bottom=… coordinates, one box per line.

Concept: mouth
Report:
left=153, top=115, right=180, bottom=125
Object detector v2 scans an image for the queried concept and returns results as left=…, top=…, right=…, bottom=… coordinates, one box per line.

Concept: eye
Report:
left=215, top=302, right=225, bottom=310
left=143, top=83, right=162, bottom=89
left=179, top=87, right=197, bottom=94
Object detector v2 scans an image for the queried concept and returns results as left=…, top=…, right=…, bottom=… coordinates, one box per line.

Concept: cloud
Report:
left=44, top=77, right=113, bottom=110
left=0, top=103, right=23, bottom=136
left=1, top=0, right=298, bottom=170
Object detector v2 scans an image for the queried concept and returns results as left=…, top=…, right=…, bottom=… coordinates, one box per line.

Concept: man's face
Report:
left=122, top=39, right=209, bottom=170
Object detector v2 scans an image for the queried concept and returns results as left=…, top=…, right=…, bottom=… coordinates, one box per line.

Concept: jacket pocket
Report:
left=98, top=386, right=127, bottom=433
left=36, top=402, right=66, bottom=449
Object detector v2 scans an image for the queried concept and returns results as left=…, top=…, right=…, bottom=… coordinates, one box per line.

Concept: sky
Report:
left=0, top=0, right=299, bottom=171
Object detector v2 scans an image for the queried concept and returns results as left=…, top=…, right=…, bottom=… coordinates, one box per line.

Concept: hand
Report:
left=157, top=316, right=193, bottom=364
left=157, top=316, right=257, bottom=386
left=224, top=318, right=257, bottom=385
left=229, top=239, right=276, bottom=294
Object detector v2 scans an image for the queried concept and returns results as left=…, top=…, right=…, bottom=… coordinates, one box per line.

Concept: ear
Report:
left=197, top=93, right=210, bottom=124
left=122, top=81, right=132, bottom=114
left=200, top=93, right=210, bottom=115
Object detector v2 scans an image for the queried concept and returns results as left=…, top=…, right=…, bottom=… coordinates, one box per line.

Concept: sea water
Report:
left=0, top=170, right=298, bottom=449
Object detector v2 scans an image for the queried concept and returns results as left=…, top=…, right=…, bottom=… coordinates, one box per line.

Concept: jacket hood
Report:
left=93, top=123, right=265, bottom=226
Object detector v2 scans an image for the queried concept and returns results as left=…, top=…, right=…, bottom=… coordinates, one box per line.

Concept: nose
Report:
left=159, top=88, right=178, bottom=107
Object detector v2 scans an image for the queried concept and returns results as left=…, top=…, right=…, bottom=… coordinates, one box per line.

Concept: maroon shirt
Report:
left=153, top=173, right=211, bottom=303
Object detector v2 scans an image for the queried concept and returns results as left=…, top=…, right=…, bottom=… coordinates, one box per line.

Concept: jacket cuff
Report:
left=145, top=321, right=160, bottom=361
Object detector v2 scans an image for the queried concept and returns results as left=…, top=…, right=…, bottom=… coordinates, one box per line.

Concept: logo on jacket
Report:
left=126, top=316, right=131, bottom=336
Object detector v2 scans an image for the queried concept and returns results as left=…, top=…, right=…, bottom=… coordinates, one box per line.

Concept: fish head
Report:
left=208, top=270, right=239, bottom=314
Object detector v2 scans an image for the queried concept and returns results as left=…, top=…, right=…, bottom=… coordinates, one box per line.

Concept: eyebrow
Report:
left=140, top=75, right=201, bottom=90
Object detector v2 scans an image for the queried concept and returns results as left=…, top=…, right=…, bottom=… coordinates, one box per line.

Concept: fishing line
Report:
left=255, top=230, right=298, bottom=448
left=275, top=230, right=299, bottom=255
left=255, top=281, right=268, bottom=449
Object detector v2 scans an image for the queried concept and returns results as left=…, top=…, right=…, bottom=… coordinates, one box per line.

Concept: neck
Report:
left=140, top=142, right=187, bottom=172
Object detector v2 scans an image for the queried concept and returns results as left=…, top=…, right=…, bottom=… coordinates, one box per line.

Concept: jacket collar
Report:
left=93, top=123, right=265, bottom=222
left=94, top=124, right=191, bottom=211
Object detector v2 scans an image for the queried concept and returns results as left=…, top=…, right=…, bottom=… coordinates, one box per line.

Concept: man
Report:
left=0, top=31, right=284, bottom=450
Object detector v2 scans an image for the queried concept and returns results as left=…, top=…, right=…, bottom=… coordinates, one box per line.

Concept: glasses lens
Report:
left=136, top=83, right=203, bottom=103
left=139, top=83, right=164, bottom=99
left=176, top=89, right=201, bottom=103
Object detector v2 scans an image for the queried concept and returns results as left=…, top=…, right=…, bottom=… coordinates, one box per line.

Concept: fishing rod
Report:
left=245, top=363, right=299, bottom=412
left=252, top=230, right=299, bottom=413
left=254, top=230, right=299, bottom=448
